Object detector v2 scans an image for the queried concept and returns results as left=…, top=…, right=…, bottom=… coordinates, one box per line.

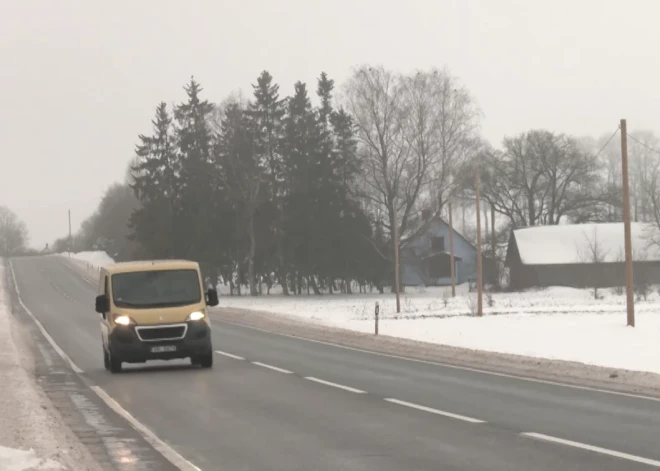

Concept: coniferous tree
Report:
left=129, top=102, right=180, bottom=258
left=247, top=71, right=289, bottom=293
left=216, top=103, right=265, bottom=295
left=174, top=78, right=216, bottom=270
left=282, top=81, right=326, bottom=293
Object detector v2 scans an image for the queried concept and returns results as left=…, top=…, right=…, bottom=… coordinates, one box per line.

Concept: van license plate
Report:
left=151, top=345, right=177, bottom=353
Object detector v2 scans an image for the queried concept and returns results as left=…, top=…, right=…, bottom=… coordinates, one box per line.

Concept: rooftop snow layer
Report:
left=513, top=222, right=660, bottom=265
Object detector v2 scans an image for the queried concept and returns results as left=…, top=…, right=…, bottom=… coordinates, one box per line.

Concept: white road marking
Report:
left=252, top=361, right=293, bottom=374
left=9, top=262, right=84, bottom=374
left=214, top=350, right=245, bottom=360
left=304, top=376, right=366, bottom=394
left=521, top=432, right=660, bottom=468
left=216, top=319, right=660, bottom=403
left=91, top=386, right=202, bottom=471
left=384, top=398, right=486, bottom=424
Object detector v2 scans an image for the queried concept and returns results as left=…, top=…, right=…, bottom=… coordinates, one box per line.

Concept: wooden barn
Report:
left=505, top=222, right=660, bottom=290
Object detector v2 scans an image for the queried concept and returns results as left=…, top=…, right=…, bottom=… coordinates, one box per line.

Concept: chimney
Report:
left=422, top=209, right=432, bottom=221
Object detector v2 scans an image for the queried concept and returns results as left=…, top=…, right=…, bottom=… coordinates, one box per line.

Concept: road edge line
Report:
left=215, top=318, right=660, bottom=403
left=9, top=260, right=84, bottom=374
left=90, top=386, right=202, bottom=471
left=521, top=432, right=660, bottom=468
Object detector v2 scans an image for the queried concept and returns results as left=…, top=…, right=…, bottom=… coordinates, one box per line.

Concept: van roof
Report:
left=104, top=259, right=200, bottom=275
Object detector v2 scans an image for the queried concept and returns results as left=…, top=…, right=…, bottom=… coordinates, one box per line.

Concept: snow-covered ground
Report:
left=219, top=285, right=660, bottom=375
left=60, top=251, right=115, bottom=269
left=0, top=261, right=99, bottom=470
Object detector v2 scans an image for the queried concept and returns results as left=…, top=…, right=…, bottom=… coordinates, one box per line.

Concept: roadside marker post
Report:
left=375, top=302, right=379, bottom=336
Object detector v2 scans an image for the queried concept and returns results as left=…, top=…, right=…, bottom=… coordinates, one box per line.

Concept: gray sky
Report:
left=1, top=0, right=659, bottom=249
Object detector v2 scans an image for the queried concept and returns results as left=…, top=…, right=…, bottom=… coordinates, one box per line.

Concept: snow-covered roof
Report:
left=512, top=222, right=660, bottom=265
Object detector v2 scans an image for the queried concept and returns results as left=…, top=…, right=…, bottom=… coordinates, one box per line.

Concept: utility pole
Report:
left=448, top=200, right=456, bottom=297
left=68, top=209, right=72, bottom=257
left=620, top=119, right=635, bottom=327
left=475, top=167, right=483, bottom=317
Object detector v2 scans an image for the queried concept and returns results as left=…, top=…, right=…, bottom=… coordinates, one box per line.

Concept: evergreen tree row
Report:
left=129, top=72, right=389, bottom=295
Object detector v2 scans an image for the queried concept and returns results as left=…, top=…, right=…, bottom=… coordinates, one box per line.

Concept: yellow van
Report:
left=94, top=260, right=219, bottom=373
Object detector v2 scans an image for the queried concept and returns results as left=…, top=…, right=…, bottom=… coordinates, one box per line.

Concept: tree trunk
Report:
left=275, top=227, right=290, bottom=295
left=247, top=211, right=258, bottom=296
left=345, top=279, right=352, bottom=294
left=309, top=276, right=321, bottom=295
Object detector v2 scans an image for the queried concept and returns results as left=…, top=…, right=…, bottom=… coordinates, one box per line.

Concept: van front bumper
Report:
left=108, top=321, right=212, bottom=363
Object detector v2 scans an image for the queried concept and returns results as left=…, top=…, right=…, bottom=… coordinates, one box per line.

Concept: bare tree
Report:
left=344, top=66, right=481, bottom=308
left=404, top=69, right=481, bottom=216
left=343, top=66, right=411, bottom=306
left=480, top=130, right=605, bottom=228
left=0, top=206, right=29, bottom=256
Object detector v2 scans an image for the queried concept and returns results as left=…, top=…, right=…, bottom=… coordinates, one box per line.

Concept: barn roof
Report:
left=511, top=222, right=660, bottom=265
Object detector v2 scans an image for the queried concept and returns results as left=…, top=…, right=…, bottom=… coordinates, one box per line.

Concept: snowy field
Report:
left=218, top=284, right=660, bottom=375
left=61, top=251, right=660, bottom=375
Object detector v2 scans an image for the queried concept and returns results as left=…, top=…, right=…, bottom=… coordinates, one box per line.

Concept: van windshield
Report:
left=111, top=269, right=201, bottom=309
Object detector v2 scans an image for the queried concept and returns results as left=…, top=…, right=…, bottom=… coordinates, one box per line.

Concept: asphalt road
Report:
left=10, top=255, right=660, bottom=471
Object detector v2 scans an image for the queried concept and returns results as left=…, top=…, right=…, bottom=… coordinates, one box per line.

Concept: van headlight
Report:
left=114, top=315, right=136, bottom=326
left=186, top=311, right=205, bottom=321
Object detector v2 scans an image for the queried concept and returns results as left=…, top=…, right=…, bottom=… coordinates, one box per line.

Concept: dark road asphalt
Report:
left=10, top=255, right=660, bottom=470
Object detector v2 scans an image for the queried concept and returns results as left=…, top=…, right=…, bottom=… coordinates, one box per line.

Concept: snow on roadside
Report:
left=0, top=261, right=100, bottom=471
left=0, top=446, right=64, bottom=471
left=60, top=251, right=115, bottom=269
left=219, top=286, right=660, bottom=375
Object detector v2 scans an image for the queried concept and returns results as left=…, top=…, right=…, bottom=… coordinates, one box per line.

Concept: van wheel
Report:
left=109, top=350, right=122, bottom=373
left=103, top=348, right=110, bottom=370
left=193, top=351, right=213, bottom=368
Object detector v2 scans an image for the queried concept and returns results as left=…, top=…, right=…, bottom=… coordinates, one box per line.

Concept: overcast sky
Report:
left=1, top=0, right=659, bottom=249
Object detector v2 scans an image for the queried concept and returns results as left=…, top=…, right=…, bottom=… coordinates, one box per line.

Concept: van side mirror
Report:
left=95, top=294, right=110, bottom=313
left=206, top=288, right=219, bottom=307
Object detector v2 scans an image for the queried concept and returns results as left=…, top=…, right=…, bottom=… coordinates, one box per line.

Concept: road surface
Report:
left=9, top=255, right=660, bottom=470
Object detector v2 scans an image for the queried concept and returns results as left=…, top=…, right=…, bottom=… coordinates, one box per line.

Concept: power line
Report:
left=593, top=126, right=620, bottom=160
left=627, top=133, right=660, bottom=157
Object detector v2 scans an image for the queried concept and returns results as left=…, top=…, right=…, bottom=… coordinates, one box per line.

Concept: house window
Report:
left=431, top=236, right=445, bottom=252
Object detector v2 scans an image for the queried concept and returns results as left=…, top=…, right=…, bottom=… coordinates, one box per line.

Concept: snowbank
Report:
left=219, top=286, right=660, bottom=375
left=0, top=445, right=64, bottom=471
left=0, top=261, right=99, bottom=470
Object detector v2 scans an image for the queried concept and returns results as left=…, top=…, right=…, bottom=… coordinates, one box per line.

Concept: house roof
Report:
left=511, top=222, right=660, bottom=265
left=403, top=215, right=476, bottom=251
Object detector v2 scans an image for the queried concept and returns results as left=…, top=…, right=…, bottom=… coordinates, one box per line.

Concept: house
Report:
left=400, top=214, right=496, bottom=287
left=505, top=222, right=660, bottom=290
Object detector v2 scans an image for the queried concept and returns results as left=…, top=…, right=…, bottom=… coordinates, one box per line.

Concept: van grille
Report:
left=136, top=324, right=187, bottom=342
